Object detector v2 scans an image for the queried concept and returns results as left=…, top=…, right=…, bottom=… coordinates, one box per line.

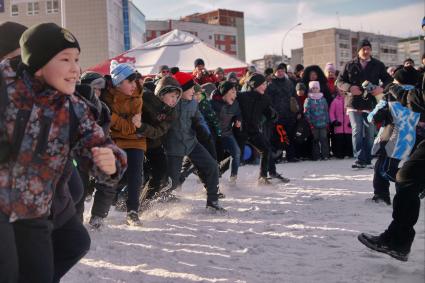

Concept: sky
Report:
left=133, top=0, right=425, bottom=62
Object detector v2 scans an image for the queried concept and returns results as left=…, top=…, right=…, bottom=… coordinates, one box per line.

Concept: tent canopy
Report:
left=88, top=29, right=248, bottom=76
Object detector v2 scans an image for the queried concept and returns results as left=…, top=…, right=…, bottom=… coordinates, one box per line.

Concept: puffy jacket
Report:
left=0, top=59, right=127, bottom=222
left=211, top=92, right=241, bottom=137
left=336, top=56, right=392, bottom=111
left=103, top=88, right=146, bottom=150
left=304, top=94, right=329, bottom=129
left=329, top=94, right=352, bottom=134
left=265, top=76, right=296, bottom=124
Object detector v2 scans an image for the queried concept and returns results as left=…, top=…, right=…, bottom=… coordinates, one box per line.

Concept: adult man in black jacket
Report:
left=336, top=39, right=392, bottom=169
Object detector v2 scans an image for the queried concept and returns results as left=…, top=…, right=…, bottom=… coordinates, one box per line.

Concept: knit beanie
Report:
left=170, top=66, right=179, bottom=75
left=214, top=67, right=224, bottom=74
left=394, top=66, right=419, bottom=85
left=324, top=62, right=336, bottom=73
left=308, top=81, right=321, bottom=91
left=194, top=58, right=205, bottom=67
left=295, top=64, right=304, bottom=73
left=194, top=83, right=202, bottom=93
left=201, top=82, right=217, bottom=97
left=159, top=64, right=169, bottom=72
left=0, top=21, right=27, bottom=59
left=218, top=81, right=235, bottom=96
left=226, top=72, right=237, bottom=81
left=358, top=39, right=372, bottom=51
left=173, top=71, right=195, bottom=91
left=110, top=60, right=136, bottom=87
left=274, top=62, right=287, bottom=72
left=248, top=73, right=266, bottom=90
left=20, top=23, right=80, bottom=74
left=295, top=82, right=307, bottom=92
left=80, top=71, right=105, bottom=89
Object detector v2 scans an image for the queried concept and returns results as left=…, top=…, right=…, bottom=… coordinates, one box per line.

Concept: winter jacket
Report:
left=136, top=89, right=176, bottom=149
left=198, top=92, right=222, bottom=137
left=0, top=59, right=127, bottom=222
left=336, top=56, right=392, bottom=111
left=164, top=99, right=202, bottom=156
left=265, top=76, right=297, bottom=124
left=327, top=77, right=337, bottom=99
left=103, top=87, right=146, bottom=150
left=211, top=92, right=242, bottom=137
left=304, top=93, right=329, bottom=129
left=193, top=71, right=216, bottom=85
left=329, top=94, right=352, bottom=134
left=238, top=90, right=277, bottom=136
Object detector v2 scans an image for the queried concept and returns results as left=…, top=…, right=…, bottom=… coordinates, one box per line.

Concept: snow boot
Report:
left=126, top=210, right=142, bottom=226
left=206, top=200, right=227, bottom=213
left=358, top=233, right=409, bottom=262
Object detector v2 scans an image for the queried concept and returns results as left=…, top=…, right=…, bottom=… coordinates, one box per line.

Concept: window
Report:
left=230, top=44, right=236, bottom=52
left=11, top=4, right=18, bottom=16
left=27, top=2, right=39, bottom=16
left=46, top=0, right=59, bottom=14
left=339, top=43, right=349, bottom=49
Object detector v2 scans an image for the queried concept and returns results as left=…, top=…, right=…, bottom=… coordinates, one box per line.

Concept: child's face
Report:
left=35, top=48, right=80, bottom=95
left=161, top=91, right=180, bottom=107
left=194, top=91, right=202, bottom=103
left=181, top=87, right=194, bottom=100
left=296, top=89, right=305, bottom=97
left=310, top=86, right=320, bottom=93
left=223, top=87, right=237, bottom=105
left=117, top=78, right=136, bottom=96
left=255, top=82, right=267, bottom=94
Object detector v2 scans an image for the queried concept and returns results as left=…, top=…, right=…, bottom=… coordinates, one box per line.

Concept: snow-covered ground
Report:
left=63, top=159, right=424, bottom=283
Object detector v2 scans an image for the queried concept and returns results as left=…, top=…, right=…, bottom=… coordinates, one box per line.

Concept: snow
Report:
left=63, top=159, right=424, bottom=283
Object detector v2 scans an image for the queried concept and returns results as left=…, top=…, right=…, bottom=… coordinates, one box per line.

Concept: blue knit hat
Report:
left=110, top=60, right=136, bottom=86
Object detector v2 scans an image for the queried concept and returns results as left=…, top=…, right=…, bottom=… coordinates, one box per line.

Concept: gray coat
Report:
left=165, top=99, right=200, bottom=156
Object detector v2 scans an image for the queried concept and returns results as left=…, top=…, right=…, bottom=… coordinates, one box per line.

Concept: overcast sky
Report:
left=133, top=0, right=424, bottom=62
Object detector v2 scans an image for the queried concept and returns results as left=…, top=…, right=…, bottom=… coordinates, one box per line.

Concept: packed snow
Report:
left=63, top=158, right=424, bottom=283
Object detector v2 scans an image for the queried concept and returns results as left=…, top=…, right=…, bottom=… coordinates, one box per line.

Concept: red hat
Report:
left=173, top=71, right=195, bottom=92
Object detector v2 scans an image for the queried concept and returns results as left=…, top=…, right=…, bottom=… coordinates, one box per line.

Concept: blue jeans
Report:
left=221, top=135, right=241, bottom=177
left=348, top=111, right=375, bottom=164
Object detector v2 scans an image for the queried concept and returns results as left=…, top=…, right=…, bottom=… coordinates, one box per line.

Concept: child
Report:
left=329, top=89, right=353, bottom=158
left=367, top=66, right=421, bottom=205
left=103, top=60, right=145, bottom=226
left=165, top=71, right=225, bottom=211
left=212, top=81, right=242, bottom=185
left=0, top=23, right=126, bottom=283
left=304, top=81, right=330, bottom=160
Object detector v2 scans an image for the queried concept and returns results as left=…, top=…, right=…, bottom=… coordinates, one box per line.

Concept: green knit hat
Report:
left=20, top=22, right=80, bottom=74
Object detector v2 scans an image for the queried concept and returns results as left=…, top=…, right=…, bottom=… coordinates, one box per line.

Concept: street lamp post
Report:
left=281, top=22, right=302, bottom=63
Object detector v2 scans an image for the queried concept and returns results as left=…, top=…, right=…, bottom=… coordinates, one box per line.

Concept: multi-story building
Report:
left=251, top=54, right=289, bottom=72
left=291, top=47, right=303, bottom=67
left=398, top=36, right=425, bottom=66
left=303, top=28, right=400, bottom=71
left=146, top=9, right=246, bottom=61
left=0, top=0, right=146, bottom=69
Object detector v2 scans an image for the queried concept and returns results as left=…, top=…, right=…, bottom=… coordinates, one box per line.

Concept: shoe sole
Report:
left=358, top=234, right=408, bottom=262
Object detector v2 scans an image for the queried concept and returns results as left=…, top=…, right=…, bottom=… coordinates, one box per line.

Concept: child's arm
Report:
left=367, top=99, right=388, bottom=123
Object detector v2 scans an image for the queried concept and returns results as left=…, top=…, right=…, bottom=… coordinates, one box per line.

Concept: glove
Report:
left=347, top=122, right=351, bottom=128
left=332, top=120, right=342, bottom=127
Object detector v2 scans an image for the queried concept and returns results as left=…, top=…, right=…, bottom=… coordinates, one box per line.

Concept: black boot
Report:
left=206, top=200, right=226, bottom=212
left=358, top=233, right=409, bottom=261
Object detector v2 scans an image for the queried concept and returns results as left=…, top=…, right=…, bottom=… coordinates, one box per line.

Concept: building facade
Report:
left=251, top=54, right=289, bottom=72
left=291, top=47, right=303, bottom=67
left=146, top=9, right=246, bottom=61
left=0, top=0, right=146, bottom=69
left=398, top=36, right=425, bottom=66
left=303, top=28, right=400, bottom=71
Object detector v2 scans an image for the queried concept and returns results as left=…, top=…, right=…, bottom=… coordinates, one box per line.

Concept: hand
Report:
left=332, top=120, right=342, bottom=127
left=372, top=86, right=383, bottom=96
left=350, top=85, right=362, bottom=96
left=91, top=147, right=116, bottom=175
left=132, top=114, right=142, bottom=128
left=234, top=120, right=241, bottom=128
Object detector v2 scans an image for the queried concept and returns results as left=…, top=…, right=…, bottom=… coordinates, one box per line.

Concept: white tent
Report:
left=89, top=29, right=248, bottom=76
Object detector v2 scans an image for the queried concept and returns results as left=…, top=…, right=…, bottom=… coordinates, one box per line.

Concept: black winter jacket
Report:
left=336, top=56, right=392, bottom=111
left=265, top=76, right=296, bottom=124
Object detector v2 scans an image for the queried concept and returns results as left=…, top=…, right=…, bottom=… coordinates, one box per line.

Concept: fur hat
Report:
left=218, top=81, right=235, bottom=96
left=154, top=76, right=182, bottom=98
left=80, top=71, right=105, bottom=89
left=324, top=62, right=336, bottom=73
left=173, top=71, right=195, bottom=92
left=358, top=39, right=372, bottom=51
left=110, top=60, right=136, bottom=86
left=0, top=21, right=27, bottom=59
left=394, top=66, right=420, bottom=85
left=248, top=73, right=266, bottom=89
left=20, top=22, right=80, bottom=74
left=308, top=81, right=321, bottom=91
left=194, top=58, right=205, bottom=67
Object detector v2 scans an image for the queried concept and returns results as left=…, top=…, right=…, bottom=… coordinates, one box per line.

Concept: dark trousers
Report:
left=383, top=140, right=425, bottom=249
left=333, top=134, right=353, bottom=158
left=311, top=128, right=329, bottom=160
left=144, top=146, right=168, bottom=199
left=221, top=135, right=241, bottom=176
left=283, top=122, right=297, bottom=161
left=247, top=133, right=271, bottom=178
left=51, top=214, right=91, bottom=283
left=121, top=148, right=145, bottom=212
left=373, top=155, right=400, bottom=198
left=0, top=215, right=53, bottom=283
left=167, top=142, right=219, bottom=202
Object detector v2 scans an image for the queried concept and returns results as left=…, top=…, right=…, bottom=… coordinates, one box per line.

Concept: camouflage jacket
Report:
left=0, top=59, right=127, bottom=222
